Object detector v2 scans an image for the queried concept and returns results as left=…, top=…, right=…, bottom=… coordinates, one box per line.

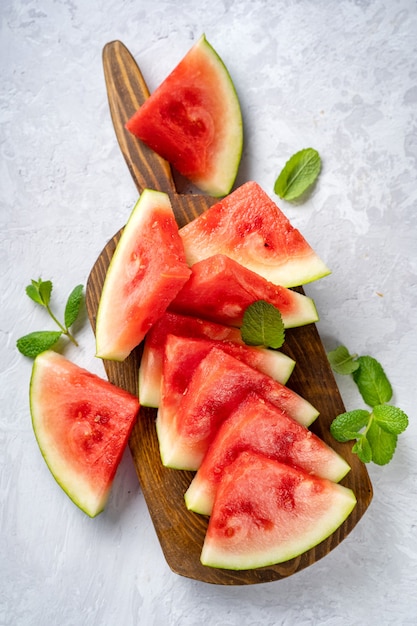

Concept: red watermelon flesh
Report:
left=29, top=351, right=140, bottom=518
left=170, top=253, right=318, bottom=328
left=179, top=181, right=331, bottom=288
left=140, top=312, right=295, bottom=408
left=200, top=451, right=356, bottom=570
left=125, top=35, right=242, bottom=197
left=156, top=346, right=318, bottom=470
left=185, top=392, right=351, bottom=516
left=139, top=311, right=242, bottom=407
left=157, top=334, right=295, bottom=446
left=95, top=189, right=191, bottom=361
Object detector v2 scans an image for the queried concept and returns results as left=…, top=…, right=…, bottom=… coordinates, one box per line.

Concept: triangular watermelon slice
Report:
left=95, top=189, right=191, bottom=361
left=156, top=346, right=319, bottom=470
left=139, top=311, right=242, bottom=407
left=125, top=35, right=243, bottom=197
left=200, top=451, right=356, bottom=570
left=139, top=311, right=294, bottom=407
left=157, top=333, right=295, bottom=422
left=170, top=253, right=319, bottom=328
left=29, top=351, right=140, bottom=517
left=185, top=392, right=351, bottom=516
left=179, top=181, right=331, bottom=287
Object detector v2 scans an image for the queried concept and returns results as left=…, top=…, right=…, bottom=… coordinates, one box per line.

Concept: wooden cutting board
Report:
left=86, top=40, right=373, bottom=585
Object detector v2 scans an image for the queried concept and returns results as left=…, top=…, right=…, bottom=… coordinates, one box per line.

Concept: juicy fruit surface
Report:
left=170, top=254, right=318, bottom=328
left=156, top=335, right=295, bottom=465
left=156, top=346, right=318, bottom=470
left=140, top=314, right=294, bottom=408
left=139, top=311, right=243, bottom=407
left=95, top=189, right=191, bottom=361
left=200, top=451, right=357, bottom=570
left=185, top=392, right=351, bottom=516
left=125, top=35, right=243, bottom=197
left=179, top=181, right=331, bottom=287
left=29, top=351, right=139, bottom=517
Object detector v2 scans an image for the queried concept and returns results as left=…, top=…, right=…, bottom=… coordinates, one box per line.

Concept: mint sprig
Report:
left=241, top=300, right=285, bottom=349
left=352, top=355, right=393, bottom=407
left=17, top=279, right=84, bottom=358
left=328, top=346, right=408, bottom=465
left=274, top=148, right=321, bottom=202
left=327, top=345, right=359, bottom=375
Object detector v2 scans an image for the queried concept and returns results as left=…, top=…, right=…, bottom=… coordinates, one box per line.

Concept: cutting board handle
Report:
left=103, top=40, right=176, bottom=195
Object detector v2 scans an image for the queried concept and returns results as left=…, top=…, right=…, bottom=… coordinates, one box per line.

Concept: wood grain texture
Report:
left=86, top=41, right=373, bottom=585
left=102, top=39, right=215, bottom=218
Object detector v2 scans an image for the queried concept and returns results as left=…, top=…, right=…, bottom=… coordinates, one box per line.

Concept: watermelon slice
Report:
left=139, top=311, right=242, bottom=407
left=157, top=332, right=294, bottom=412
left=125, top=35, right=243, bottom=197
left=185, top=392, right=351, bottom=516
left=29, top=351, right=139, bottom=517
left=95, top=189, right=191, bottom=361
left=156, top=346, right=319, bottom=470
left=179, top=181, right=331, bottom=287
left=170, top=254, right=318, bottom=328
left=139, top=311, right=295, bottom=407
left=200, top=451, right=356, bottom=570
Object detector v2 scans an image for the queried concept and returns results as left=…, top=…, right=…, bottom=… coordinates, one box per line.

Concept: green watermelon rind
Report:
left=258, top=256, right=331, bottom=289
left=126, top=34, right=243, bottom=198
left=30, top=353, right=105, bottom=517
left=274, top=289, right=319, bottom=328
left=200, top=455, right=357, bottom=570
left=29, top=351, right=138, bottom=518
left=155, top=413, right=186, bottom=469
left=201, top=484, right=357, bottom=570
left=190, top=35, right=243, bottom=197
left=95, top=189, right=191, bottom=361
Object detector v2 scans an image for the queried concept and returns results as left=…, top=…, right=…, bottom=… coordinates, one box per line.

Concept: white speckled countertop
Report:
left=1, top=0, right=417, bottom=624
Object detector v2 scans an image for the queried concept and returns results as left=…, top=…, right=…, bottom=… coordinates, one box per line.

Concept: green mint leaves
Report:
left=16, top=331, right=64, bottom=359
left=352, top=355, right=393, bottom=407
left=329, top=409, right=370, bottom=442
left=372, top=404, right=409, bottom=435
left=17, top=279, right=84, bottom=358
left=241, top=300, right=285, bottom=349
left=328, top=346, right=408, bottom=465
left=274, top=148, right=321, bottom=201
left=327, top=345, right=359, bottom=375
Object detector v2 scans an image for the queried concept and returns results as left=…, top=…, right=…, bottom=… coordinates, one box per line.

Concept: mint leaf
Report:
left=330, top=409, right=370, bottom=442
left=372, top=404, right=408, bottom=435
left=26, top=278, right=53, bottom=307
left=353, top=355, right=393, bottom=407
left=16, top=330, right=62, bottom=358
left=241, top=300, right=285, bottom=349
left=352, top=435, right=373, bottom=464
left=37, top=279, right=53, bottom=307
left=329, top=344, right=407, bottom=466
left=26, top=283, right=44, bottom=306
left=64, top=284, right=84, bottom=329
left=274, top=148, right=321, bottom=201
left=18, top=279, right=84, bottom=357
left=327, top=345, right=359, bottom=375
left=367, top=420, right=397, bottom=465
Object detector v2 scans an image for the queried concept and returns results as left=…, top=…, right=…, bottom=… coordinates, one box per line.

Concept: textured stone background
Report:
left=1, top=0, right=416, bottom=624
